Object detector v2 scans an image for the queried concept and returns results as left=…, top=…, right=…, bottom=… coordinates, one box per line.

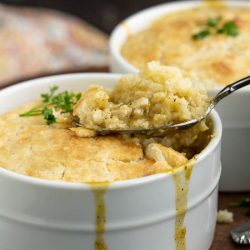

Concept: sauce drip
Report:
left=173, top=160, right=194, bottom=250
left=91, top=183, right=109, bottom=250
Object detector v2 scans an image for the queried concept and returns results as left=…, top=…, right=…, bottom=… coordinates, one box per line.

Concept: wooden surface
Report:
left=210, top=192, right=250, bottom=250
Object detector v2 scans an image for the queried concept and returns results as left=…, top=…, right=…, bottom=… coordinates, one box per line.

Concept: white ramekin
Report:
left=109, top=0, right=250, bottom=191
left=0, top=74, right=221, bottom=250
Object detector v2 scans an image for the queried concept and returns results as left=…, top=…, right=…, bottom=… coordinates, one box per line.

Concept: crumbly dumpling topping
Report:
left=73, top=61, right=210, bottom=130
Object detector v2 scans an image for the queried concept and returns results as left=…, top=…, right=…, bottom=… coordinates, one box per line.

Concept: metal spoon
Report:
left=77, top=76, right=250, bottom=135
left=231, top=221, right=250, bottom=245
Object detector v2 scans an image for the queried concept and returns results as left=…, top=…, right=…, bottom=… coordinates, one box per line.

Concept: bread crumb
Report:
left=217, top=209, right=234, bottom=224
left=69, top=127, right=96, bottom=137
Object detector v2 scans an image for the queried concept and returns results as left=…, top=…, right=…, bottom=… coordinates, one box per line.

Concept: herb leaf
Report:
left=192, top=30, right=211, bottom=40
left=42, top=107, right=56, bottom=125
left=41, top=86, right=59, bottom=103
left=20, top=86, right=81, bottom=125
left=236, top=198, right=250, bottom=207
left=19, top=104, right=46, bottom=117
left=207, top=16, right=221, bottom=27
left=51, top=91, right=81, bottom=113
left=192, top=16, right=239, bottom=40
left=231, top=197, right=250, bottom=217
left=217, top=21, right=239, bottom=37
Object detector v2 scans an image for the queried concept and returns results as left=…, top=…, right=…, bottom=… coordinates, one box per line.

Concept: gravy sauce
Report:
left=173, top=160, right=194, bottom=250
left=91, top=183, right=109, bottom=250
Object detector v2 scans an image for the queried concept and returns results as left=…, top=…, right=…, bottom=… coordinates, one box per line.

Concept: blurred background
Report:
left=0, top=0, right=249, bottom=88
left=0, top=0, right=177, bottom=33
left=0, top=0, right=186, bottom=88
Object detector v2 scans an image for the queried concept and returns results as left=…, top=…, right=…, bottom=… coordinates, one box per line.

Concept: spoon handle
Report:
left=213, top=76, right=250, bottom=106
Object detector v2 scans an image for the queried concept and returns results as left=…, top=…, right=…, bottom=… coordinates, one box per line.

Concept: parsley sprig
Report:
left=207, top=16, right=221, bottom=27
left=217, top=21, right=239, bottom=37
left=231, top=198, right=250, bottom=216
left=20, top=86, right=81, bottom=125
left=192, top=30, right=210, bottom=40
left=192, top=16, right=239, bottom=40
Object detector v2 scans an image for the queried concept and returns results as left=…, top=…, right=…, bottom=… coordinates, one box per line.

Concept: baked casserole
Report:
left=0, top=63, right=212, bottom=183
left=121, top=5, right=250, bottom=87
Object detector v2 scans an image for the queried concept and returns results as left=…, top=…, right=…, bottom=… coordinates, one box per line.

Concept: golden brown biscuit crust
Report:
left=121, top=6, right=250, bottom=87
left=0, top=102, right=208, bottom=183
left=0, top=103, right=156, bottom=183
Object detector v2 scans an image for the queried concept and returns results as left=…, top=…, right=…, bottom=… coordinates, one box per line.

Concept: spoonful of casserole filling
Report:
left=73, top=61, right=211, bottom=135
left=16, top=63, right=214, bottom=182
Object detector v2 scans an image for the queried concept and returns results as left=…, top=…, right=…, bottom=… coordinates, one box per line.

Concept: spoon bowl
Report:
left=231, top=221, right=250, bottom=245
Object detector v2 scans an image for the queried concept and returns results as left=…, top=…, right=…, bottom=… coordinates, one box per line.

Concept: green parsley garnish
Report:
left=207, top=16, right=221, bottom=27
left=232, top=198, right=250, bottom=207
left=42, top=107, right=56, bottom=125
left=20, top=86, right=81, bottom=125
left=41, top=85, right=59, bottom=103
left=192, top=16, right=239, bottom=40
left=231, top=198, right=250, bottom=217
left=217, top=21, right=239, bottom=37
left=192, top=30, right=211, bottom=40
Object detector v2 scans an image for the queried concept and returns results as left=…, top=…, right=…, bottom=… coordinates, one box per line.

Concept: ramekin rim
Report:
left=0, top=73, right=222, bottom=190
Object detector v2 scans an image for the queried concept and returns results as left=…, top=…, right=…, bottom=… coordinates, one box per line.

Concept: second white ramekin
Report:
left=109, top=0, right=250, bottom=191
